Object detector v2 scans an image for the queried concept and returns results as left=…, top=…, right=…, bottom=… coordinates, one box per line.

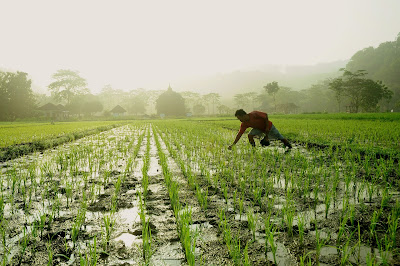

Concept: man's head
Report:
left=235, top=109, right=249, bottom=122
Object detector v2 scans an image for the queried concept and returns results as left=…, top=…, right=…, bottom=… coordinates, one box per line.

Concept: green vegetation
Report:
left=0, top=116, right=399, bottom=265
left=0, top=121, right=126, bottom=161
left=201, top=113, right=400, bottom=155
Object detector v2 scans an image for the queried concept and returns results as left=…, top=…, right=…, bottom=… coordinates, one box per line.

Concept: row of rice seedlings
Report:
left=156, top=128, right=209, bottom=210
left=1, top=125, right=145, bottom=264
left=155, top=124, right=262, bottom=265
left=142, top=127, right=151, bottom=198
left=100, top=126, right=146, bottom=254
left=152, top=120, right=400, bottom=264
left=138, top=126, right=153, bottom=264
left=74, top=125, right=146, bottom=264
left=153, top=129, right=197, bottom=265
left=218, top=208, right=250, bottom=265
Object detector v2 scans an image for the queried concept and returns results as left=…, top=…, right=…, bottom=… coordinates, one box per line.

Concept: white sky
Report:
left=1, top=0, right=399, bottom=94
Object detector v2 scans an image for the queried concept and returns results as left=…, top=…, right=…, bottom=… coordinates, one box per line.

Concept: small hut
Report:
left=276, top=103, right=299, bottom=114
left=110, top=105, right=127, bottom=117
left=38, top=103, right=68, bottom=120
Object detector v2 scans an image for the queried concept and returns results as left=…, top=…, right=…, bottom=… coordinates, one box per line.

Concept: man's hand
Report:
left=260, top=137, right=270, bottom=147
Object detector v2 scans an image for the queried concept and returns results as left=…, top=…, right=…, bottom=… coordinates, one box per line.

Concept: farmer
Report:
left=228, top=109, right=292, bottom=150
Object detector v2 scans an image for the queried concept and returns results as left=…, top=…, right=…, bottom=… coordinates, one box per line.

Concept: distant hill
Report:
left=174, top=60, right=348, bottom=98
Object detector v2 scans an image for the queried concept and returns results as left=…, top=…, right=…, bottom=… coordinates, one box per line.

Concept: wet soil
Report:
left=1, top=123, right=400, bottom=265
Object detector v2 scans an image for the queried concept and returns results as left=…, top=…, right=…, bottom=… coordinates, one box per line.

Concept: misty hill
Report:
left=174, top=60, right=348, bottom=98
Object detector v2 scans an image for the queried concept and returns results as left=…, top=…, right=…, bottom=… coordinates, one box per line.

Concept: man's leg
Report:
left=268, top=125, right=292, bottom=149
left=248, top=134, right=256, bottom=147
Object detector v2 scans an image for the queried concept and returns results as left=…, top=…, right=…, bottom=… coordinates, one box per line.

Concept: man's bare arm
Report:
left=265, top=114, right=270, bottom=137
left=228, top=132, right=243, bottom=149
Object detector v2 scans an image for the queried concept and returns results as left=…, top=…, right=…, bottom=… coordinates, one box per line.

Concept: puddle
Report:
left=150, top=241, right=185, bottom=266
left=114, top=232, right=141, bottom=247
left=148, top=157, right=160, bottom=176
left=320, top=245, right=392, bottom=265
left=266, top=241, right=297, bottom=266
left=117, top=207, right=140, bottom=227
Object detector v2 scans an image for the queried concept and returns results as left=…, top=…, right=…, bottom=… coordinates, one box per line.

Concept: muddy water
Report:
left=155, top=128, right=235, bottom=265
left=0, top=126, right=149, bottom=265
left=141, top=129, right=187, bottom=265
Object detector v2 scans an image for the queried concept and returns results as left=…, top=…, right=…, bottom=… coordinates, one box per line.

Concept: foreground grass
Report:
left=0, top=121, right=128, bottom=147
left=0, top=121, right=128, bottom=161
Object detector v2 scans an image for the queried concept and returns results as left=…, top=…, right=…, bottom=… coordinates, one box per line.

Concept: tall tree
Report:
left=345, top=32, right=400, bottom=110
left=181, top=91, right=201, bottom=113
left=329, top=69, right=392, bottom=112
left=202, top=93, right=221, bottom=115
left=264, top=81, right=280, bottom=112
left=156, top=85, right=186, bottom=116
left=0, top=71, right=36, bottom=120
left=327, top=78, right=345, bottom=112
left=234, top=93, right=250, bottom=109
left=193, top=104, right=206, bottom=115
left=48, top=69, right=88, bottom=104
left=217, top=104, right=232, bottom=115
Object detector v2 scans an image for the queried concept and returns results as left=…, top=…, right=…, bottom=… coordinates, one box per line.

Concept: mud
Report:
left=1, top=123, right=399, bottom=265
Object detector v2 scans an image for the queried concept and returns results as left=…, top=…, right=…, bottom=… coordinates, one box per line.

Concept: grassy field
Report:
left=0, top=114, right=399, bottom=265
left=0, top=121, right=128, bottom=147
left=199, top=113, right=400, bottom=155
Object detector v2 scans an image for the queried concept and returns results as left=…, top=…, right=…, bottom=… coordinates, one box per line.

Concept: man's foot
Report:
left=260, top=138, right=270, bottom=147
left=285, top=142, right=292, bottom=149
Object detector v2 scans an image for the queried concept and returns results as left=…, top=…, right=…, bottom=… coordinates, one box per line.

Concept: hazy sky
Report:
left=1, top=0, right=399, bottom=94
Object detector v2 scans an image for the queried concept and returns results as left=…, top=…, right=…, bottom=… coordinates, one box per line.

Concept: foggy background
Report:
left=1, top=0, right=399, bottom=117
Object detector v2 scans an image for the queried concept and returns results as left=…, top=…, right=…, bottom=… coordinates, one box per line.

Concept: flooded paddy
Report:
left=0, top=120, right=399, bottom=265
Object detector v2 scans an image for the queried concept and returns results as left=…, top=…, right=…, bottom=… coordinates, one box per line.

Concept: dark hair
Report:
left=235, top=109, right=247, bottom=116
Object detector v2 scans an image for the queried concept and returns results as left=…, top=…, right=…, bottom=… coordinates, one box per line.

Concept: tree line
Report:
left=0, top=32, right=399, bottom=120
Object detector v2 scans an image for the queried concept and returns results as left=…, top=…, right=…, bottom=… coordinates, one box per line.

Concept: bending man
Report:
left=228, top=109, right=292, bottom=150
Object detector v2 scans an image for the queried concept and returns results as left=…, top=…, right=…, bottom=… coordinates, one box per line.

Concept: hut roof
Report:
left=111, top=105, right=127, bottom=113
left=38, top=103, right=64, bottom=111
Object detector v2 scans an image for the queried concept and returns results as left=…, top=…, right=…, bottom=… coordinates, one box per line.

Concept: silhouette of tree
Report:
left=264, top=81, right=280, bottom=112
left=156, top=85, right=186, bottom=116
left=0, top=71, right=35, bottom=120
left=48, top=69, right=88, bottom=104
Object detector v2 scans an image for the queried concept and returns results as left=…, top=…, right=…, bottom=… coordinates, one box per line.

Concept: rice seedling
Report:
left=369, top=209, right=381, bottom=246
left=46, top=240, right=53, bottom=266
left=298, top=214, right=306, bottom=247
left=314, top=225, right=329, bottom=265
left=38, top=212, right=47, bottom=238
left=266, top=222, right=277, bottom=265
left=247, top=208, right=257, bottom=242
left=243, top=242, right=250, bottom=266
left=17, top=227, right=29, bottom=265
left=283, top=192, right=295, bottom=236
left=101, top=214, right=115, bottom=251
left=324, top=185, right=333, bottom=219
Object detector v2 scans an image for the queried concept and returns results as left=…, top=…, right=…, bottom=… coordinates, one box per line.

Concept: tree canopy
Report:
left=0, top=71, right=36, bottom=120
left=48, top=69, right=89, bottom=104
left=346, top=32, right=400, bottom=110
left=329, top=69, right=392, bottom=113
left=155, top=86, right=186, bottom=116
left=264, top=81, right=280, bottom=112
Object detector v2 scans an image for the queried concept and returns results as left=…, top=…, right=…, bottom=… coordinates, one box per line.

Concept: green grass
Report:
left=197, top=113, right=400, bottom=154
left=0, top=121, right=126, bottom=147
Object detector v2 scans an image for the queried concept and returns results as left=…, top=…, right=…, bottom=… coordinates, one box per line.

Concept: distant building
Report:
left=346, top=105, right=357, bottom=113
left=110, top=105, right=127, bottom=117
left=276, top=103, right=299, bottom=114
left=38, top=103, right=69, bottom=120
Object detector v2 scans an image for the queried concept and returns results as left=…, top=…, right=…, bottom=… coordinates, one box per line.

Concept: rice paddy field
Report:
left=0, top=113, right=399, bottom=265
